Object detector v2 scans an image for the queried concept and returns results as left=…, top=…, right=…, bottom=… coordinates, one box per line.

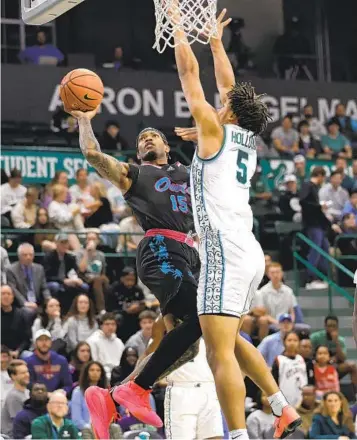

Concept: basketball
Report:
left=60, top=68, right=104, bottom=112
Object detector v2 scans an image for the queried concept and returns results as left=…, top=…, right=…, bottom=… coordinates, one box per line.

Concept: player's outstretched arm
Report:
left=210, top=9, right=234, bottom=105
left=69, top=107, right=132, bottom=193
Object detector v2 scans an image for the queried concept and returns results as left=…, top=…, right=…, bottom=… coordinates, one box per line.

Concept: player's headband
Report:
left=136, top=127, right=168, bottom=150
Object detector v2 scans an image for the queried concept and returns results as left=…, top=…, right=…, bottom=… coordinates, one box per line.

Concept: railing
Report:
left=292, top=232, right=354, bottom=313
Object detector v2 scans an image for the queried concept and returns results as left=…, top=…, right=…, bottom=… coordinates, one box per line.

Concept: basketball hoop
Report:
left=21, top=0, right=85, bottom=25
left=153, top=0, right=218, bottom=53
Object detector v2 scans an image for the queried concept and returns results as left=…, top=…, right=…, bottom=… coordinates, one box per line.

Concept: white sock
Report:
left=267, top=391, right=289, bottom=416
left=230, top=429, right=249, bottom=439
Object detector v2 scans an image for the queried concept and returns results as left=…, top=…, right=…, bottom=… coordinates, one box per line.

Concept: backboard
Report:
left=21, top=0, right=86, bottom=25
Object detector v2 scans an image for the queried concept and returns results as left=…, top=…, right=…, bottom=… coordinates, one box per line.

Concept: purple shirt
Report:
left=18, top=45, right=64, bottom=65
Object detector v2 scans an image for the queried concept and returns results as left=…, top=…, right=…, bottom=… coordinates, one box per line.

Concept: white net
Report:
left=153, top=0, right=218, bottom=53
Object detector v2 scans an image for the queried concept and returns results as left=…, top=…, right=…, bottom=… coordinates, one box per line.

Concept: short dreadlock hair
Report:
left=227, top=82, right=271, bottom=135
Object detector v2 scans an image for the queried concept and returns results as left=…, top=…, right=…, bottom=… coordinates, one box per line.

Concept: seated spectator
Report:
left=293, top=154, right=307, bottom=190
left=44, top=233, right=89, bottom=315
left=300, top=104, right=327, bottom=140
left=249, top=166, right=273, bottom=207
left=296, top=385, right=319, bottom=436
left=257, top=313, right=294, bottom=367
left=69, top=342, right=92, bottom=385
left=0, top=168, right=26, bottom=220
left=48, top=185, right=82, bottom=250
left=125, top=311, right=157, bottom=357
left=108, top=267, right=146, bottom=341
left=11, top=186, right=39, bottom=229
left=107, top=184, right=131, bottom=222
left=278, top=175, right=301, bottom=222
left=309, top=391, right=355, bottom=439
left=76, top=231, right=109, bottom=314
left=272, top=331, right=308, bottom=406
left=321, top=119, right=352, bottom=160
left=87, top=312, right=125, bottom=380
left=310, top=316, right=357, bottom=395
left=297, top=120, right=319, bottom=158
left=319, top=170, right=349, bottom=222
left=1, top=285, right=31, bottom=359
left=335, top=157, right=356, bottom=193
left=118, top=214, right=144, bottom=253
left=103, top=46, right=126, bottom=70
left=299, top=338, right=315, bottom=385
left=271, top=115, right=299, bottom=158
left=99, top=120, right=129, bottom=151
left=31, top=391, right=79, bottom=439
left=42, top=171, right=71, bottom=209
left=1, top=246, right=10, bottom=284
left=26, top=329, right=72, bottom=394
left=18, top=29, right=64, bottom=65
left=84, top=182, right=113, bottom=228
left=69, top=168, right=92, bottom=207
left=1, top=346, right=13, bottom=408
left=333, top=103, right=357, bottom=143
left=1, top=360, right=30, bottom=438
left=64, top=295, right=98, bottom=353
left=71, top=361, right=121, bottom=438
left=342, top=189, right=357, bottom=223
left=6, top=243, right=51, bottom=312
left=246, top=391, right=274, bottom=439
left=13, top=383, right=48, bottom=439
left=314, top=345, right=340, bottom=399
left=110, top=346, right=139, bottom=386
left=256, top=135, right=279, bottom=159
left=32, top=298, right=67, bottom=353
left=30, top=207, right=57, bottom=252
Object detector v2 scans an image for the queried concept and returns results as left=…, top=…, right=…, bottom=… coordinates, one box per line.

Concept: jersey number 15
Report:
left=236, top=150, right=248, bottom=185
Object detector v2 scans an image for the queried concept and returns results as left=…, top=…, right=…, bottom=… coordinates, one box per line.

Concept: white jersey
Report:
left=190, top=124, right=256, bottom=237
left=276, top=354, right=308, bottom=406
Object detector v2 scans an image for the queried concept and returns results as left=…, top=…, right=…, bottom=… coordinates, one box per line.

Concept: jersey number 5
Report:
left=170, top=195, right=188, bottom=213
left=236, top=150, right=248, bottom=185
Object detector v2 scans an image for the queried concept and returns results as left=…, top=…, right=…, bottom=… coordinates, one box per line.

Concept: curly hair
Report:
left=227, top=82, right=271, bottom=135
left=315, top=391, right=354, bottom=433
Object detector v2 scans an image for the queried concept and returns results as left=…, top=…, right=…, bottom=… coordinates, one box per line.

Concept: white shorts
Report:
left=197, top=230, right=265, bottom=318
left=164, top=382, right=224, bottom=439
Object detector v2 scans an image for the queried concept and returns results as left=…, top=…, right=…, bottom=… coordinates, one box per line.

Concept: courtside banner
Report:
left=2, top=64, right=357, bottom=143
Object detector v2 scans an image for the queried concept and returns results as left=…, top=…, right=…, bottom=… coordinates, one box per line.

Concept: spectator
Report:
left=6, top=242, right=51, bottom=311
left=0, top=168, right=26, bottom=218
left=110, top=346, right=139, bottom=386
left=309, top=391, right=355, bottom=439
left=31, top=298, right=67, bottom=352
left=76, top=231, right=108, bottom=314
left=48, top=184, right=83, bottom=250
left=18, top=30, right=64, bottom=65
left=71, top=361, right=121, bottom=438
left=30, top=207, right=57, bottom=252
left=125, top=311, right=156, bottom=357
left=300, top=166, right=330, bottom=289
left=84, top=182, right=113, bottom=228
left=64, top=294, right=98, bottom=353
left=11, top=186, right=39, bottom=229
left=342, top=189, right=357, bottom=223
left=1, top=360, right=30, bottom=437
left=278, top=175, right=301, bottom=222
left=42, top=171, right=71, bottom=209
left=314, top=345, right=340, bottom=399
left=1, top=346, right=13, bottom=408
left=108, top=267, right=146, bottom=341
left=100, top=121, right=129, bottom=151
left=272, top=331, right=308, bottom=406
left=256, top=135, right=279, bottom=159
left=44, top=233, right=89, bottom=315
left=301, top=104, right=327, bottom=140
left=333, top=103, right=357, bottom=143
left=299, top=338, right=315, bottom=386
left=50, top=104, right=78, bottom=144
left=1, top=246, right=10, bottom=284
left=112, top=46, right=125, bottom=70
left=69, top=168, right=92, bottom=206
left=319, top=170, right=349, bottom=222
left=335, top=157, right=356, bottom=193
left=107, top=184, right=131, bottom=222
left=310, top=316, right=357, bottom=395
left=321, top=119, right=352, bottom=160
left=271, top=115, right=299, bottom=158
left=249, top=166, right=273, bottom=207
left=1, top=285, right=31, bottom=359
left=297, top=120, right=319, bottom=158
left=293, top=154, right=307, bottom=190
left=69, top=342, right=92, bottom=385
left=246, top=391, right=274, bottom=439
left=118, top=214, right=144, bottom=253
left=87, top=312, right=125, bottom=380
left=296, top=385, right=319, bottom=436
left=13, top=383, right=48, bottom=439
left=26, top=329, right=72, bottom=394
left=31, top=391, right=79, bottom=439
left=257, top=313, right=294, bottom=367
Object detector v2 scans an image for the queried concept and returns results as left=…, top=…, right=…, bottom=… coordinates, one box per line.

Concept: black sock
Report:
left=134, top=315, right=202, bottom=390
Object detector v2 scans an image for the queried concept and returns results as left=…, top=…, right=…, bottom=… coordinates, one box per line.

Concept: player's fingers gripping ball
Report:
left=60, top=68, right=104, bottom=112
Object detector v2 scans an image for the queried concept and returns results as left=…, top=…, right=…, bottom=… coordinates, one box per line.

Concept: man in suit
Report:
left=43, top=233, right=89, bottom=314
left=6, top=243, right=51, bottom=316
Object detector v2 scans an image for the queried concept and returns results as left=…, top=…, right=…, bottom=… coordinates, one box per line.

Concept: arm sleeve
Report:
left=13, top=414, right=28, bottom=439
left=6, top=269, right=25, bottom=306
left=271, top=358, right=280, bottom=384
left=31, top=418, right=49, bottom=439
left=60, top=359, right=73, bottom=394
left=87, top=339, right=99, bottom=361
left=257, top=339, right=268, bottom=363
left=32, top=318, right=42, bottom=342
left=246, top=413, right=260, bottom=439
left=11, top=203, right=30, bottom=229
left=39, top=266, right=51, bottom=300
left=309, top=415, right=339, bottom=439
left=66, top=319, right=79, bottom=353
left=48, top=202, right=73, bottom=224
left=71, top=388, right=89, bottom=430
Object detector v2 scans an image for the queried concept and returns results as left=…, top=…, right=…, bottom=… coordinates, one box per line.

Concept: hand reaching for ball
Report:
left=65, top=105, right=99, bottom=121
